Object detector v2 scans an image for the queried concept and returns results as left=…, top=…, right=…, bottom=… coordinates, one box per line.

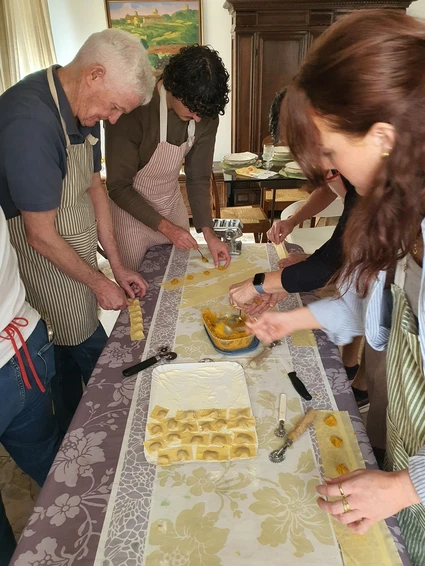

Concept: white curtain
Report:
left=0, top=0, right=56, bottom=93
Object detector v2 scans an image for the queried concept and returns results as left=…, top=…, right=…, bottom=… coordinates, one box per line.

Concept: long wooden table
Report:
left=11, top=244, right=410, bottom=566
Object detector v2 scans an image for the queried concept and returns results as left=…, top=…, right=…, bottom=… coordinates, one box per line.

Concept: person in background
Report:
left=105, top=45, right=231, bottom=272
left=230, top=89, right=362, bottom=390
left=0, top=29, right=153, bottom=434
left=247, top=10, right=425, bottom=563
left=0, top=207, right=60, bottom=566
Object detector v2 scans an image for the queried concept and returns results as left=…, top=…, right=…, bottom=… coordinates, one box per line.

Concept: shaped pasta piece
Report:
left=182, top=433, right=210, bottom=446
left=150, top=405, right=169, bottom=421
left=199, top=408, right=227, bottom=419
left=165, top=418, right=179, bottom=431
left=234, top=431, right=257, bottom=444
left=147, top=423, right=164, bottom=436
left=157, top=445, right=196, bottom=466
left=128, top=298, right=145, bottom=341
left=196, top=446, right=229, bottom=461
left=230, top=445, right=257, bottom=459
left=215, top=418, right=228, bottom=430
left=157, top=453, right=172, bottom=466
left=165, top=432, right=181, bottom=444
left=144, top=438, right=166, bottom=454
left=198, top=420, right=217, bottom=432
left=211, top=433, right=232, bottom=446
left=227, top=417, right=256, bottom=430
left=180, top=421, right=198, bottom=433
left=228, top=408, right=252, bottom=420
left=176, top=409, right=199, bottom=420
left=330, top=436, right=343, bottom=448
left=324, top=414, right=337, bottom=427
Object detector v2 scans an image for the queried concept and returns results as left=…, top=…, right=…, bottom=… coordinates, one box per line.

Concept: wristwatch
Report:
left=253, top=272, right=267, bottom=294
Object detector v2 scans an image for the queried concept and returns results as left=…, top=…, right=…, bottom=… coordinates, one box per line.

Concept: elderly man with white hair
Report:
left=0, top=29, right=155, bottom=433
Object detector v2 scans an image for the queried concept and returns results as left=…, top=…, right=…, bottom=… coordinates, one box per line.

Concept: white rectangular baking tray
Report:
left=144, top=362, right=254, bottom=462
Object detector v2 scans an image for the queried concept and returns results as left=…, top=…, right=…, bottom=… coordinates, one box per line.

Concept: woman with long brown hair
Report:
left=246, top=9, right=425, bottom=563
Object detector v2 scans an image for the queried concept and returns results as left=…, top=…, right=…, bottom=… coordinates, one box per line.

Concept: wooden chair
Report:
left=210, top=172, right=270, bottom=243
left=262, top=187, right=309, bottom=215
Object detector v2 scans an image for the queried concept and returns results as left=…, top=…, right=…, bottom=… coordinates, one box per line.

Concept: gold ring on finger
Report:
left=338, top=484, right=345, bottom=498
left=342, top=497, right=351, bottom=514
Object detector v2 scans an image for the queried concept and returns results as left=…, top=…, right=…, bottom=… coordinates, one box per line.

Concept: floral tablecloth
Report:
left=10, top=244, right=410, bottom=566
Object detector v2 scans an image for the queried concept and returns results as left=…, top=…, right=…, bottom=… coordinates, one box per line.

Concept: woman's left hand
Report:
left=316, top=469, right=420, bottom=535
left=113, top=267, right=149, bottom=299
left=207, top=236, right=231, bottom=268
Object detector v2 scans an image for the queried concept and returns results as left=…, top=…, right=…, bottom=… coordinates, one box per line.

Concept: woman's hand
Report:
left=278, top=252, right=310, bottom=269
left=267, top=219, right=296, bottom=244
left=229, top=279, right=258, bottom=307
left=246, top=307, right=321, bottom=341
left=316, top=469, right=420, bottom=535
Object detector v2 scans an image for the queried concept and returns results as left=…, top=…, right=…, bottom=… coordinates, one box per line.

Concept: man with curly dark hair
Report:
left=105, top=45, right=231, bottom=271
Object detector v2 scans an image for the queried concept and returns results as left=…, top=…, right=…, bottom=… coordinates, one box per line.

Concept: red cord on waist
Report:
left=0, top=318, right=45, bottom=392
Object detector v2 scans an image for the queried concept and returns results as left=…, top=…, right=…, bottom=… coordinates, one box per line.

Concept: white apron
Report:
left=110, top=85, right=194, bottom=272
left=7, top=66, right=99, bottom=346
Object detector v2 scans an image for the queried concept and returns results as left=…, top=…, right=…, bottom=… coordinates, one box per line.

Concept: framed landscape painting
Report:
left=105, top=1, right=202, bottom=74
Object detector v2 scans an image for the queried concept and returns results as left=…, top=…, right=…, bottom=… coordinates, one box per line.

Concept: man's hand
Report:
left=113, top=266, right=149, bottom=299
left=203, top=228, right=231, bottom=268
left=207, top=237, right=231, bottom=268
left=158, top=218, right=198, bottom=250
left=95, top=277, right=129, bottom=310
left=267, top=219, right=296, bottom=244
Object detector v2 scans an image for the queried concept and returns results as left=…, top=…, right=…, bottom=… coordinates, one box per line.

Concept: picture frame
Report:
left=104, top=1, right=203, bottom=74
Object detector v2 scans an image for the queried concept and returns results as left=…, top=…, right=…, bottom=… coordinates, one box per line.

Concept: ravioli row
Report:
left=144, top=405, right=258, bottom=465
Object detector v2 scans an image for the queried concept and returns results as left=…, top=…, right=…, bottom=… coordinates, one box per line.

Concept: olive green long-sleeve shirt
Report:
left=105, top=86, right=218, bottom=231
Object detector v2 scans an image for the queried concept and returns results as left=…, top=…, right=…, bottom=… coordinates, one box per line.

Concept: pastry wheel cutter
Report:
left=269, top=409, right=317, bottom=463
left=122, top=346, right=177, bottom=378
left=274, top=393, right=287, bottom=438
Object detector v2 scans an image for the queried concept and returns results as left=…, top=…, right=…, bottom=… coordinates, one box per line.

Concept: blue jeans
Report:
left=0, top=320, right=60, bottom=566
left=52, top=321, right=107, bottom=434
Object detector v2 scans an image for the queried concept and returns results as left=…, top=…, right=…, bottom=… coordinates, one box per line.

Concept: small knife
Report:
left=248, top=340, right=282, bottom=368
left=281, top=358, right=312, bottom=401
left=122, top=351, right=177, bottom=378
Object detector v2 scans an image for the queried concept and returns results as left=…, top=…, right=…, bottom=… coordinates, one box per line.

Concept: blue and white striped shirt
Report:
left=308, top=218, right=425, bottom=504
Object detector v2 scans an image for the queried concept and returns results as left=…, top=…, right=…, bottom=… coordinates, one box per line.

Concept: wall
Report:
left=46, top=0, right=233, bottom=161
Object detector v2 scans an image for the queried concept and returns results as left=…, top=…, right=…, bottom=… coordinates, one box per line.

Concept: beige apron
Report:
left=7, top=66, right=99, bottom=346
left=110, top=85, right=194, bottom=272
left=385, top=257, right=425, bottom=565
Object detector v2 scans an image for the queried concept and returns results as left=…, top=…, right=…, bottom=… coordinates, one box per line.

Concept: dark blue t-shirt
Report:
left=0, top=65, right=101, bottom=220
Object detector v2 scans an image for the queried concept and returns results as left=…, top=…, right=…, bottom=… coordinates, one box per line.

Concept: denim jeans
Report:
left=52, top=321, right=107, bottom=434
left=0, top=319, right=60, bottom=566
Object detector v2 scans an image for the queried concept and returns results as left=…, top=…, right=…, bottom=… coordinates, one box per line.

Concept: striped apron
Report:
left=110, top=84, right=194, bottom=272
left=7, top=66, right=99, bottom=346
left=385, top=257, right=425, bottom=565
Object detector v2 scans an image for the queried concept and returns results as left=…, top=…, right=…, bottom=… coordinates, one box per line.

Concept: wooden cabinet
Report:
left=179, top=163, right=227, bottom=218
left=224, top=0, right=414, bottom=155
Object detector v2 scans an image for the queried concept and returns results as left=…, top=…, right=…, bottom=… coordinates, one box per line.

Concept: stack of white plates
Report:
left=279, top=161, right=307, bottom=179
left=222, top=151, right=258, bottom=169
left=272, top=146, right=291, bottom=163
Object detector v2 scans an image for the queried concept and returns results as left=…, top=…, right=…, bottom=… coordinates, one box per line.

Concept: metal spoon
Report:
left=197, top=249, right=208, bottom=263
